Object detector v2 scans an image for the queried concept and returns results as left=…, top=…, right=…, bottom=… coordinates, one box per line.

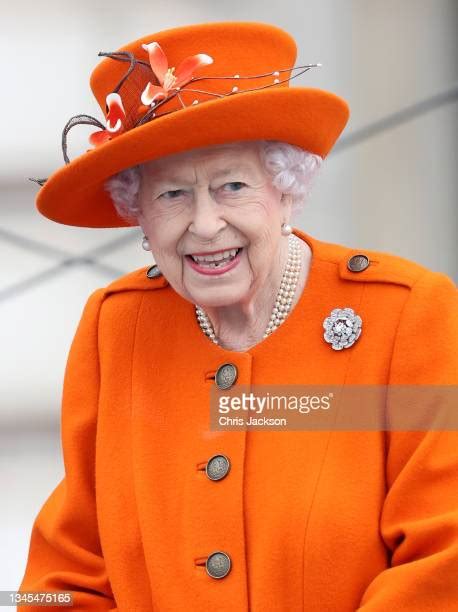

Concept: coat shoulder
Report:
left=313, top=235, right=450, bottom=290
left=102, top=264, right=169, bottom=297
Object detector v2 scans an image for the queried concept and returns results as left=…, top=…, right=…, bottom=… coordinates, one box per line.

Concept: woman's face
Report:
left=137, top=141, right=292, bottom=308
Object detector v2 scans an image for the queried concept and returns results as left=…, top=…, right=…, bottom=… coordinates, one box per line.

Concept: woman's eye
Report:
left=222, top=182, right=246, bottom=192
left=160, top=189, right=186, bottom=199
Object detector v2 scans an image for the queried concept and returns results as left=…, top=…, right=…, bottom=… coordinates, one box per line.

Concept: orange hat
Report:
left=30, top=21, right=350, bottom=228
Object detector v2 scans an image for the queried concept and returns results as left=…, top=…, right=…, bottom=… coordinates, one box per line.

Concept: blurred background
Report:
left=1, top=0, right=457, bottom=600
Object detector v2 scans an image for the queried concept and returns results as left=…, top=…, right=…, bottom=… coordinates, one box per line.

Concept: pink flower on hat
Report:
left=140, top=42, right=213, bottom=106
left=89, top=93, right=126, bottom=147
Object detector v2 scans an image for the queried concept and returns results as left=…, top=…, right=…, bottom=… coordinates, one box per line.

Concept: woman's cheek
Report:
left=159, top=200, right=189, bottom=218
left=245, top=246, right=263, bottom=281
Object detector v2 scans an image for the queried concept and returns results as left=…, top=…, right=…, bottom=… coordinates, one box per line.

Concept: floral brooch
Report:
left=323, top=307, right=362, bottom=350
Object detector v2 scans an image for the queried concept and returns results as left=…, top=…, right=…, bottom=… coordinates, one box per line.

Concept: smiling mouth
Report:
left=185, top=247, right=243, bottom=268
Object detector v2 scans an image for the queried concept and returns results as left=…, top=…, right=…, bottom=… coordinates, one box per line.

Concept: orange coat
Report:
left=19, top=227, right=458, bottom=611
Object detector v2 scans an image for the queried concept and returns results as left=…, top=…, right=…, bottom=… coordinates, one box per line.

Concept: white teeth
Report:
left=191, top=248, right=239, bottom=263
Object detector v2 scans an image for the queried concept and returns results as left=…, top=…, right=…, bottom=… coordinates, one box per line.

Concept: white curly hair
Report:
left=104, top=140, right=323, bottom=224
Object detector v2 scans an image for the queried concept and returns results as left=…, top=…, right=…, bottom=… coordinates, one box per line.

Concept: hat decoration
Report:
left=28, top=43, right=321, bottom=186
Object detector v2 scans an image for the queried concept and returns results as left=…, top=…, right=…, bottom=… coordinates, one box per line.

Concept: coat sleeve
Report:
left=358, top=270, right=458, bottom=610
left=18, top=288, right=117, bottom=611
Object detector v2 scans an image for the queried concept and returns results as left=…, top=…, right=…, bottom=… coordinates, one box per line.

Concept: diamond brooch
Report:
left=323, top=307, right=362, bottom=350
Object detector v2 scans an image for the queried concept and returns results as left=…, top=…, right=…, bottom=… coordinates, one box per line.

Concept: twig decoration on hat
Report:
left=28, top=41, right=321, bottom=187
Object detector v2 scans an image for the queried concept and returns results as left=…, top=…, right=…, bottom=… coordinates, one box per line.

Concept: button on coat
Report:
left=206, top=551, right=232, bottom=579
left=215, top=363, right=238, bottom=389
left=206, top=454, right=231, bottom=481
left=347, top=254, right=370, bottom=272
left=146, top=264, right=162, bottom=278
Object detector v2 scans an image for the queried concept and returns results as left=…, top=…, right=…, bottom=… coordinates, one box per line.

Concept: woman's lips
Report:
left=185, top=248, right=243, bottom=276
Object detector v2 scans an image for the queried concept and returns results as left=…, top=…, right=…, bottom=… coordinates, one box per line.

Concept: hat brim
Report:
left=36, top=86, right=349, bottom=228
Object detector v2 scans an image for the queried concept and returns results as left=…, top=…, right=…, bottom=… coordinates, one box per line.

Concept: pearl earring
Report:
left=281, top=223, right=292, bottom=236
left=142, top=235, right=151, bottom=251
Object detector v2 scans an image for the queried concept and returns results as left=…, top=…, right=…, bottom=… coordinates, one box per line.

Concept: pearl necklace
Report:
left=195, top=234, right=302, bottom=345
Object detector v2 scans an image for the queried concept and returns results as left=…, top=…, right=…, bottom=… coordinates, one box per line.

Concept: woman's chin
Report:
left=187, top=284, right=250, bottom=309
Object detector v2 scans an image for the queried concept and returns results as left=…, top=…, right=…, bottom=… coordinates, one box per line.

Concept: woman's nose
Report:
left=188, top=188, right=226, bottom=239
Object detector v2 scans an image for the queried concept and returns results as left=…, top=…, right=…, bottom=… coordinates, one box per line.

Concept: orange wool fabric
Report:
left=19, top=228, right=458, bottom=611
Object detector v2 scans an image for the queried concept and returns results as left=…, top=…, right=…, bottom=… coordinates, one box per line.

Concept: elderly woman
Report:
left=19, top=21, right=457, bottom=612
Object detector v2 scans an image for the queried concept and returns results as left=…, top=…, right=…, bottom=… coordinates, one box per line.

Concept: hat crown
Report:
left=89, top=22, right=297, bottom=125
